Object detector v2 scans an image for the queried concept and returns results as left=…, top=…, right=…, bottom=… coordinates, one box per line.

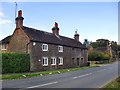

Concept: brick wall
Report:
left=8, top=28, right=30, bottom=53
left=29, top=41, right=88, bottom=71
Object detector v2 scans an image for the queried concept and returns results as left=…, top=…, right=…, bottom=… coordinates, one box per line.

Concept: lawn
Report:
left=2, top=65, right=97, bottom=80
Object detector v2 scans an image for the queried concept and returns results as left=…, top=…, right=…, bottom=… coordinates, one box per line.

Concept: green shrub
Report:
left=2, top=52, right=30, bottom=74
left=88, top=51, right=110, bottom=61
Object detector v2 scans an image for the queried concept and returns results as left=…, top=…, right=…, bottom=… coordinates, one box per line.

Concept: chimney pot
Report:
left=18, top=10, right=22, bottom=17
left=74, top=31, right=79, bottom=41
left=52, top=22, right=59, bottom=35
left=55, top=22, right=58, bottom=27
left=16, top=10, right=24, bottom=28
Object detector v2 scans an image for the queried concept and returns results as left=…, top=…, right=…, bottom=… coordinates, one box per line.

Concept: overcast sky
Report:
left=0, top=0, right=118, bottom=44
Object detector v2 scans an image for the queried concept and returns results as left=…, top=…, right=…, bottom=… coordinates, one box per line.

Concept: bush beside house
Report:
left=2, top=52, right=30, bottom=74
left=88, top=51, right=111, bottom=64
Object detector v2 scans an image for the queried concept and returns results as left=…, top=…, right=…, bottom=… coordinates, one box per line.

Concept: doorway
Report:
left=77, top=58, right=80, bottom=66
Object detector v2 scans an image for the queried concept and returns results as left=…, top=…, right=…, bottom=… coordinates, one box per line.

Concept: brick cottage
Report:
left=1, top=10, right=88, bottom=71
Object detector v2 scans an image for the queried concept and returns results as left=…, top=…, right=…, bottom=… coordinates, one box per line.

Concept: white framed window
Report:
left=51, top=57, right=56, bottom=65
left=1, top=44, right=7, bottom=50
left=58, top=46, right=63, bottom=52
left=42, top=57, right=48, bottom=66
left=58, top=57, right=63, bottom=65
left=42, top=44, right=48, bottom=51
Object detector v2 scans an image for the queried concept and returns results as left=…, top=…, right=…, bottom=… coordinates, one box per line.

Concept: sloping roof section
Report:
left=1, top=35, right=12, bottom=44
left=23, top=26, right=86, bottom=49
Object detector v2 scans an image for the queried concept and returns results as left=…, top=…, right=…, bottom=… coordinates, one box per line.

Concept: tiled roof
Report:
left=1, top=35, right=12, bottom=44
left=23, top=26, right=86, bottom=49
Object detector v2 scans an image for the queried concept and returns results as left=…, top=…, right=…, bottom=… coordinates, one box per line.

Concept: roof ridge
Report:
left=22, top=26, right=86, bottom=49
left=23, top=26, right=77, bottom=41
left=1, top=35, right=12, bottom=43
left=23, top=26, right=50, bottom=34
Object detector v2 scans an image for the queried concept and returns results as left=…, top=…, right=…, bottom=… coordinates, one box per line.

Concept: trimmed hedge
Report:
left=2, top=52, right=30, bottom=74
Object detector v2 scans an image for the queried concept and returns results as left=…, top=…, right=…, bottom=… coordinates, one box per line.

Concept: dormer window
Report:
left=42, top=44, right=48, bottom=51
left=58, top=46, right=63, bottom=52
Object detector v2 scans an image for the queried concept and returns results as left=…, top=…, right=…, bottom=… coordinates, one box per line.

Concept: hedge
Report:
left=2, top=52, right=30, bottom=74
left=88, top=51, right=111, bottom=61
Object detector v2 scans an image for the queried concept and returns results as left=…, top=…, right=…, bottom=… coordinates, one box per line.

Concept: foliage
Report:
left=90, top=39, right=109, bottom=48
left=111, top=41, right=118, bottom=54
left=2, top=52, right=30, bottom=74
left=88, top=51, right=110, bottom=61
left=104, top=76, right=120, bottom=89
left=83, top=39, right=89, bottom=47
left=90, top=42, right=99, bottom=48
left=118, top=45, right=120, bottom=51
left=90, top=39, right=118, bottom=52
left=90, top=39, right=118, bottom=60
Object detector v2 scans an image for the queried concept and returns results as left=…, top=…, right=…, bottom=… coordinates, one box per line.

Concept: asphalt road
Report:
left=2, top=62, right=119, bottom=89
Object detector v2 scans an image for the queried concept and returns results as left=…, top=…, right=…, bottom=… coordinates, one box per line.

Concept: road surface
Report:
left=2, top=62, right=119, bottom=89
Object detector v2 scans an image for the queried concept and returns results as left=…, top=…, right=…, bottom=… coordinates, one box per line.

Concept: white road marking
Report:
left=17, top=66, right=117, bottom=90
left=73, top=77, right=78, bottom=79
left=78, top=73, right=92, bottom=78
left=72, top=67, right=113, bottom=80
left=73, top=73, right=92, bottom=79
left=26, top=81, right=58, bottom=88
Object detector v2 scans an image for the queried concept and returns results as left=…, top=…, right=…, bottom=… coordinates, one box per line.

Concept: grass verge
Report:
left=2, top=66, right=97, bottom=80
left=101, top=76, right=120, bottom=90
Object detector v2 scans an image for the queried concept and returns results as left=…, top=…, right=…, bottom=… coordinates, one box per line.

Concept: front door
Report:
left=77, top=58, right=80, bottom=66
left=80, top=58, right=84, bottom=66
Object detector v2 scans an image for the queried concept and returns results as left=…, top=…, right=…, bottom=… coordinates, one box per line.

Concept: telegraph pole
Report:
left=15, top=2, right=17, bottom=23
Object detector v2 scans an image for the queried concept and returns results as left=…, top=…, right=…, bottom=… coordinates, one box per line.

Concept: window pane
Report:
left=45, top=59, right=47, bottom=64
left=51, top=59, right=53, bottom=64
left=58, top=46, right=63, bottom=52
left=59, top=58, right=60, bottom=64
left=44, top=45, right=46, bottom=50
left=42, top=44, right=48, bottom=51
left=59, top=47, right=60, bottom=51
left=51, top=57, right=56, bottom=65
left=43, top=45, right=45, bottom=50
left=2, top=44, right=6, bottom=49
left=43, top=58, right=44, bottom=65
left=51, top=58, right=53, bottom=64
left=58, top=57, right=63, bottom=65
left=42, top=57, right=48, bottom=66
left=53, top=59, right=55, bottom=64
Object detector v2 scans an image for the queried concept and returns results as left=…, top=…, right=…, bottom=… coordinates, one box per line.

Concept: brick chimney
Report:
left=74, top=31, right=79, bottom=41
left=15, top=10, right=24, bottom=28
left=52, top=22, right=59, bottom=35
